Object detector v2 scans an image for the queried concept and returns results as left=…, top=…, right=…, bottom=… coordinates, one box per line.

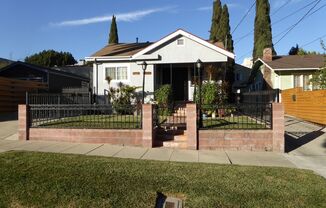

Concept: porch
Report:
left=153, top=62, right=227, bottom=102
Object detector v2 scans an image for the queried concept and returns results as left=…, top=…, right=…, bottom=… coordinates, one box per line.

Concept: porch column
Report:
left=272, top=103, right=285, bottom=152
left=186, top=103, right=197, bottom=150
left=142, top=104, right=154, bottom=147
left=18, top=105, right=29, bottom=141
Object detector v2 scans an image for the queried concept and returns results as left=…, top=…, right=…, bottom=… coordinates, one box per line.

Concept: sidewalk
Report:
left=0, top=140, right=295, bottom=168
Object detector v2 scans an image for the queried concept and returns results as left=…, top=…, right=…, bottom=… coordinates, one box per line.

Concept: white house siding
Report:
left=144, top=35, right=228, bottom=64
left=93, top=62, right=154, bottom=102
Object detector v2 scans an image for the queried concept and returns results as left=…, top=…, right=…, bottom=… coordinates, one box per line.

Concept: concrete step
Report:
left=174, top=135, right=187, bottom=142
left=163, top=141, right=188, bottom=149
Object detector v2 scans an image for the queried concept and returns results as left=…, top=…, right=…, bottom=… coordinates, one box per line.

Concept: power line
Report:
left=274, top=0, right=322, bottom=46
left=272, top=0, right=292, bottom=16
left=234, top=0, right=319, bottom=45
left=231, top=0, right=256, bottom=35
left=301, top=33, right=326, bottom=47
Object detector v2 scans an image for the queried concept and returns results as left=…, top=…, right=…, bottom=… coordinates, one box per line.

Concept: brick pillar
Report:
left=142, top=104, right=154, bottom=148
left=18, top=105, right=29, bottom=141
left=272, top=103, right=284, bottom=152
left=186, top=103, right=197, bottom=150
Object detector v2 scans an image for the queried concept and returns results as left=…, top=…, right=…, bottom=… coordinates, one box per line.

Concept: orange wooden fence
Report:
left=0, top=77, right=47, bottom=113
left=282, top=87, right=326, bottom=125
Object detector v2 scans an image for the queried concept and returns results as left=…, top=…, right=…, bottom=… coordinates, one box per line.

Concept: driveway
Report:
left=0, top=113, right=18, bottom=140
left=284, top=116, right=326, bottom=178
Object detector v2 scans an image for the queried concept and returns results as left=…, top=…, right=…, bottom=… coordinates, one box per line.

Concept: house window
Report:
left=293, top=75, right=301, bottom=88
left=303, top=75, right=311, bottom=91
left=177, top=38, right=185, bottom=46
left=105, top=66, right=128, bottom=81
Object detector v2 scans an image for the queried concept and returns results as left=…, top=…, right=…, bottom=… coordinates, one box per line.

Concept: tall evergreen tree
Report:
left=253, top=0, right=276, bottom=60
left=108, top=15, right=119, bottom=44
left=219, top=5, right=234, bottom=52
left=209, top=0, right=222, bottom=42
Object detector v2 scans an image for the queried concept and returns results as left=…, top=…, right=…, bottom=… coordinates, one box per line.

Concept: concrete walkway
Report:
left=0, top=113, right=18, bottom=140
left=0, top=140, right=295, bottom=168
left=284, top=116, right=326, bottom=178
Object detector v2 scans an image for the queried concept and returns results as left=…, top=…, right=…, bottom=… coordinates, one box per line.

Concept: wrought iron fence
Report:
left=153, top=104, right=186, bottom=129
left=199, top=103, right=272, bottom=130
left=27, top=93, right=92, bottom=105
left=241, top=90, right=280, bottom=104
left=29, top=104, right=142, bottom=129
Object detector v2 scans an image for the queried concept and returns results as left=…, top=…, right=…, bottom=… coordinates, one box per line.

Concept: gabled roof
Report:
left=258, top=55, right=325, bottom=70
left=132, top=29, right=235, bottom=59
left=91, top=42, right=153, bottom=57
left=87, top=29, right=235, bottom=60
left=0, top=61, right=89, bottom=81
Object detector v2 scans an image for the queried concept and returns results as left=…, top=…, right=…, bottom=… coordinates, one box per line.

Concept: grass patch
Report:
left=202, top=116, right=269, bottom=129
left=0, top=151, right=326, bottom=207
left=35, top=115, right=142, bottom=129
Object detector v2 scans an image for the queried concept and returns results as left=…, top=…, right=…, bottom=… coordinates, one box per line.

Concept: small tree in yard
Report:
left=310, top=41, right=326, bottom=90
left=194, top=81, right=228, bottom=118
left=106, top=82, right=138, bottom=114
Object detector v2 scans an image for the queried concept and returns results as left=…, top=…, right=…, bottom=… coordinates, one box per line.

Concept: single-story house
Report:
left=53, top=65, right=93, bottom=89
left=85, top=29, right=235, bottom=103
left=0, top=61, right=90, bottom=93
left=250, top=48, right=325, bottom=91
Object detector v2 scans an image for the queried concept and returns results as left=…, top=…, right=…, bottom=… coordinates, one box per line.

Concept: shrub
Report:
left=154, top=85, right=173, bottom=106
left=107, top=83, right=138, bottom=114
left=194, top=81, right=228, bottom=106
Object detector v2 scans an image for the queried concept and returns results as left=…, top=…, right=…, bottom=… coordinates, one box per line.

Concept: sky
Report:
left=0, top=0, right=325, bottom=64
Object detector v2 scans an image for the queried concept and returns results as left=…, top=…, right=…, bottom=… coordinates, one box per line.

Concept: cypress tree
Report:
left=253, top=0, right=276, bottom=60
left=108, top=15, right=119, bottom=44
left=209, top=0, right=222, bottom=42
left=219, top=5, right=234, bottom=52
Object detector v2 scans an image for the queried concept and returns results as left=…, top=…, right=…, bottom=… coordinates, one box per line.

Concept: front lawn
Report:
left=33, top=115, right=142, bottom=129
left=202, top=115, right=270, bottom=129
left=0, top=152, right=325, bottom=207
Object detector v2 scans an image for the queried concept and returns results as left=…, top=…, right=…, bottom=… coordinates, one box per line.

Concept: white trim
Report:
left=256, top=58, right=274, bottom=71
left=85, top=56, right=132, bottom=62
left=273, top=68, right=319, bottom=71
left=132, top=29, right=235, bottom=59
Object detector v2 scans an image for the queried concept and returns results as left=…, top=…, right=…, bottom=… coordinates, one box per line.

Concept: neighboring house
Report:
left=0, top=58, right=14, bottom=69
left=250, top=48, right=324, bottom=91
left=85, top=29, right=235, bottom=103
left=233, top=63, right=252, bottom=92
left=0, top=61, right=90, bottom=93
left=53, top=65, right=93, bottom=89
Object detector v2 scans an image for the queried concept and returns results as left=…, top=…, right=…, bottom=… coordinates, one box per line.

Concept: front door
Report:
left=172, top=68, right=188, bottom=101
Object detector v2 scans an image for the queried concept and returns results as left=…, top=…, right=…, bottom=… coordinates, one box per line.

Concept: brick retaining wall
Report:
left=198, top=103, right=285, bottom=152
left=29, top=128, right=143, bottom=145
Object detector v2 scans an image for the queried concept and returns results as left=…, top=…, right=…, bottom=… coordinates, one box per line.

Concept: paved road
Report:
left=0, top=113, right=18, bottom=140
left=284, top=116, right=326, bottom=178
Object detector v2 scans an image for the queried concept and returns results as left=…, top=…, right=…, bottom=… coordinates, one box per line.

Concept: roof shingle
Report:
left=91, top=42, right=153, bottom=57
left=264, top=55, right=325, bottom=69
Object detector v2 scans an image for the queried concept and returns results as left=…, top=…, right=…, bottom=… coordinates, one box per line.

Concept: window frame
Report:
left=104, top=64, right=130, bottom=82
left=176, top=38, right=185, bottom=46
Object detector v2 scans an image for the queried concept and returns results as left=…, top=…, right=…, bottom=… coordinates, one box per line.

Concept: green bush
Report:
left=154, top=85, right=173, bottom=106
left=107, top=83, right=138, bottom=114
left=194, top=82, right=228, bottom=106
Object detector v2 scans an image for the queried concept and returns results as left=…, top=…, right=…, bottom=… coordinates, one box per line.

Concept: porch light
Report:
left=141, top=61, right=147, bottom=71
left=196, top=59, right=202, bottom=69
left=141, top=61, right=147, bottom=104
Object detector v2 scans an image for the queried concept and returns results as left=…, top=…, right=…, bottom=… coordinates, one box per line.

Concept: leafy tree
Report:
left=288, top=44, right=320, bottom=55
left=108, top=15, right=119, bottom=44
left=310, top=41, right=326, bottom=89
left=25, top=50, right=77, bottom=67
left=209, top=0, right=223, bottom=42
left=289, top=44, right=299, bottom=55
left=253, top=0, right=276, bottom=60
